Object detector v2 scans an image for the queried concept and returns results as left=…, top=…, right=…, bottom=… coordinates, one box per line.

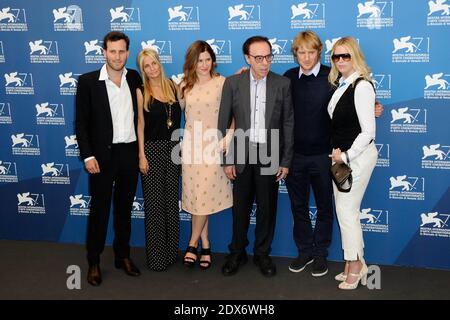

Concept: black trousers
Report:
left=86, top=142, right=139, bottom=265
left=285, top=152, right=333, bottom=258
left=229, top=151, right=279, bottom=256
left=142, top=140, right=180, bottom=271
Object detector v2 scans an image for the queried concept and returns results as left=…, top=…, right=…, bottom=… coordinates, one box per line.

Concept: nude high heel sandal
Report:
left=335, top=261, right=349, bottom=281
left=335, top=272, right=347, bottom=282
left=338, top=263, right=368, bottom=290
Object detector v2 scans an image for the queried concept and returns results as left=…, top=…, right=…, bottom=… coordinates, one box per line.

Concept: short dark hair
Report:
left=103, top=31, right=130, bottom=50
left=242, top=36, right=272, bottom=55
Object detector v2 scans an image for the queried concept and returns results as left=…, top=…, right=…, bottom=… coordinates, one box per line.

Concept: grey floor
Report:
left=0, top=240, right=449, bottom=300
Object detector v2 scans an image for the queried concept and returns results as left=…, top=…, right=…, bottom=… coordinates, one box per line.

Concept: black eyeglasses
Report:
left=248, top=53, right=274, bottom=63
left=331, top=53, right=351, bottom=62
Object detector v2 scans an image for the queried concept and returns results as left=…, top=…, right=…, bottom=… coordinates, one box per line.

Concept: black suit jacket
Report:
left=75, top=68, right=142, bottom=165
left=218, top=70, right=294, bottom=174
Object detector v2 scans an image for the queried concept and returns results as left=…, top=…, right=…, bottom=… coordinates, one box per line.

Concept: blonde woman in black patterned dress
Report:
left=136, top=49, right=181, bottom=271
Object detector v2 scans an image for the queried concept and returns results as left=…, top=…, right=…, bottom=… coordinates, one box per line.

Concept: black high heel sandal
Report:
left=183, top=246, right=198, bottom=268
left=199, top=247, right=212, bottom=270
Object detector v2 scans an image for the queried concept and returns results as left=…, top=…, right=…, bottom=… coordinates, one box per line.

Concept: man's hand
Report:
left=85, top=158, right=100, bottom=174
left=276, top=167, right=289, bottom=182
left=375, top=101, right=384, bottom=118
left=224, top=165, right=236, bottom=180
left=234, top=67, right=248, bottom=75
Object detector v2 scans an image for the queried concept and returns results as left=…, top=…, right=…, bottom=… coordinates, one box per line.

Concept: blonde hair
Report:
left=328, top=37, right=372, bottom=87
left=137, top=49, right=176, bottom=111
left=291, top=30, right=323, bottom=57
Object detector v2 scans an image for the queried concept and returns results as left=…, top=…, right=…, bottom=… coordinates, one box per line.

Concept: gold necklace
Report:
left=165, top=103, right=173, bottom=129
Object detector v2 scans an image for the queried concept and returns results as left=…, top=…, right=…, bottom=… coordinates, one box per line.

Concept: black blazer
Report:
left=218, top=70, right=294, bottom=174
left=75, top=68, right=142, bottom=164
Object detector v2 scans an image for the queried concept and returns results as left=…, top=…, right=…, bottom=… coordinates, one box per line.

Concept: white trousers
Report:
left=333, top=143, right=377, bottom=261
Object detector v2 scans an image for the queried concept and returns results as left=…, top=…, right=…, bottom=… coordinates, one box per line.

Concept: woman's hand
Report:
left=139, top=156, right=149, bottom=175
left=330, top=148, right=344, bottom=164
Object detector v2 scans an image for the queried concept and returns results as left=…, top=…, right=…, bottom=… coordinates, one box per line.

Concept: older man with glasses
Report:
left=218, top=36, right=294, bottom=277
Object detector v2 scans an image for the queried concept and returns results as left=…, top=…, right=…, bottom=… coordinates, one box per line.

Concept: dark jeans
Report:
left=285, top=152, right=333, bottom=258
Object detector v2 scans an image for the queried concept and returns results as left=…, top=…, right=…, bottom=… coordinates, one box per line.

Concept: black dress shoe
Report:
left=253, top=255, right=276, bottom=277
left=221, top=252, right=248, bottom=276
left=114, top=258, right=141, bottom=276
left=87, top=264, right=102, bottom=286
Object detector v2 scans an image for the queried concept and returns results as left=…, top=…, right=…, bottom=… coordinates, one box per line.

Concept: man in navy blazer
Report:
left=76, top=31, right=142, bottom=286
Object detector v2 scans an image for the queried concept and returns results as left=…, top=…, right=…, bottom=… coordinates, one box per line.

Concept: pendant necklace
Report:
left=165, top=103, right=173, bottom=129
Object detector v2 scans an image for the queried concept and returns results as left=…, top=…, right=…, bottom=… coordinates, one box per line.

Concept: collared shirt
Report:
left=327, top=71, right=376, bottom=164
left=298, top=61, right=321, bottom=78
left=99, top=64, right=136, bottom=144
left=250, top=72, right=267, bottom=144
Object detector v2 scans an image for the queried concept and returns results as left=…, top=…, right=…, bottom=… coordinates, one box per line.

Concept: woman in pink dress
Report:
left=180, top=41, right=234, bottom=270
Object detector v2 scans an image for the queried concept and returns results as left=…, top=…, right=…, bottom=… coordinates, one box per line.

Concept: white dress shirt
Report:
left=327, top=71, right=376, bottom=164
left=298, top=61, right=321, bottom=78
left=250, top=72, right=267, bottom=144
left=85, top=65, right=136, bottom=163
left=99, top=64, right=136, bottom=144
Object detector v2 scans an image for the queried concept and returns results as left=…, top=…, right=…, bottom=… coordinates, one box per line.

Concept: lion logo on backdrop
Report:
left=41, top=162, right=59, bottom=176
left=64, top=135, right=78, bottom=149
left=59, top=73, right=78, bottom=88
left=171, top=73, right=184, bottom=85
left=84, top=40, right=102, bottom=55
left=422, top=144, right=446, bottom=160
left=424, top=73, right=450, bottom=89
left=228, top=4, right=249, bottom=20
left=4, top=72, right=23, bottom=87
left=141, top=40, right=161, bottom=53
left=390, top=107, right=415, bottom=124
left=206, top=39, right=221, bottom=55
left=389, top=175, right=413, bottom=191
left=52, top=5, right=83, bottom=31
left=35, top=103, right=55, bottom=117
left=360, top=208, right=378, bottom=224
left=421, top=212, right=446, bottom=228
left=168, top=5, right=188, bottom=21
left=11, top=133, right=30, bottom=147
left=357, top=0, right=381, bottom=18
left=110, top=6, right=130, bottom=22
left=428, top=0, right=450, bottom=16
left=269, top=38, right=284, bottom=55
left=0, top=7, right=16, bottom=22
left=70, top=195, right=88, bottom=208
left=132, top=197, right=143, bottom=211
left=251, top=202, right=257, bottom=218
left=29, top=40, right=48, bottom=55
left=53, top=7, right=72, bottom=23
left=291, top=3, right=314, bottom=19
left=325, top=37, right=341, bottom=54
left=0, top=160, right=7, bottom=175
left=17, top=192, right=35, bottom=206
left=392, top=36, right=418, bottom=53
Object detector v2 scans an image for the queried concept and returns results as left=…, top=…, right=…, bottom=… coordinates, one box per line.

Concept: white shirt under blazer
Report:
left=327, top=71, right=376, bottom=164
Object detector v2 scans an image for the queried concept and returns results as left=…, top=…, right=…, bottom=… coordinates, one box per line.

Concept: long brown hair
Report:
left=181, top=40, right=218, bottom=98
left=137, top=49, right=176, bottom=111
